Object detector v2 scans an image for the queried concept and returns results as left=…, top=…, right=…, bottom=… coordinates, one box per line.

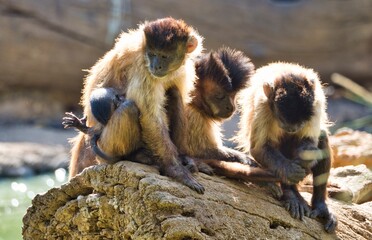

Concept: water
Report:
left=0, top=169, right=67, bottom=240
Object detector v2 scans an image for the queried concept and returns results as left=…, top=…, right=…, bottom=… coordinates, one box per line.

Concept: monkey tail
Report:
left=90, top=133, right=122, bottom=163
left=201, top=160, right=280, bottom=182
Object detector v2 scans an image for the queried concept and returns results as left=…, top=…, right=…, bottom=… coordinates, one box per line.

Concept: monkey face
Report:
left=146, top=48, right=185, bottom=78
left=273, top=92, right=313, bottom=134
left=204, top=90, right=236, bottom=119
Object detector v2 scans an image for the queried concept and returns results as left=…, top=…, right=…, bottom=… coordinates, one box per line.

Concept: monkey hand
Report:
left=159, top=161, right=205, bottom=194
left=277, top=161, right=307, bottom=184
left=310, top=202, right=337, bottom=233
left=62, top=112, right=88, bottom=133
left=224, top=148, right=254, bottom=165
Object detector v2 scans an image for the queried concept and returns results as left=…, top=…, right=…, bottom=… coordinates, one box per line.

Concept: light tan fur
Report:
left=184, top=105, right=224, bottom=156
left=236, top=62, right=329, bottom=155
left=69, top=21, right=203, bottom=178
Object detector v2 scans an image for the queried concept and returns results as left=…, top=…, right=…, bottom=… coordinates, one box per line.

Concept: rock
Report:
left=329, top=165, right=372, bottom=204
left=23, top=161, right=372, bottom=239
left=0, top=143, right=69, bottom=177
left=330, top=129, right=372, bottom=168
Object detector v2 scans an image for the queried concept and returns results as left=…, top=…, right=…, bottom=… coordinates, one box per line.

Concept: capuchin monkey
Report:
left=167, top=47, right=280, bottom=182
left=68, top=17, right=205, bottom=194
left=64, top=48, right=280, bottom=184
left=235, top=62, right=337, bottom=232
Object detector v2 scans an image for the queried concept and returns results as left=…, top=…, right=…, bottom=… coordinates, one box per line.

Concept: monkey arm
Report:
left=166, top=86, right=188, bottom=155
left=294, top=137, right=320, bottom=171
left=251, top=143, right=306, bottom=184
left=139, top=105, right=205, bottom=194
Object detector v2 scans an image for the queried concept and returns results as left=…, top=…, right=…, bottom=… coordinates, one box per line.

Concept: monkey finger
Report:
left=324, top=214, right=337, bottom=233
left=290, top=201, right=299, bottom=219
left=197, top=163, right=214, bottom=176
left=162, top=164, right=205, bottom=194
left=284, top=202, right=290, bottom=211
left=309, top=208, right=320, bottom=219
left=299, top=205, right=305, bottom=220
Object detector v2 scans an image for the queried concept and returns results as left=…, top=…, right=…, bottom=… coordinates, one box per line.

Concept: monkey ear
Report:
left=186, top=35, right=198, bottom=53
left=308, top=78, right=316, bottom=89
left=263, top=83, right=272, bottom=98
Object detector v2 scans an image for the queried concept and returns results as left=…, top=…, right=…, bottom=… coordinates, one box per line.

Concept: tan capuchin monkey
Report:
left=166, top=47, right=280, bottom=182
left=64, top=47, right=280, bottom=184
left=235, top=62, right=337, bottom=232
left=67, top=17, right=205, bottom=194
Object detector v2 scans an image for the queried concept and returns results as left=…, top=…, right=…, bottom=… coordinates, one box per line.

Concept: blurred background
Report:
left=1, top=0, right=372, bottom=239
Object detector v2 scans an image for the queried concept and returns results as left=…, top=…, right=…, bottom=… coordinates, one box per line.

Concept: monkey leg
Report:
left=165, top=86, right=188, bottom=154
left=310, top=131, right=337, bottom=233
left=280, top=183, right=311, bottom=220
left=69, top=132, right=97, bottom=178
left=97, top=100, right=142, bottom=163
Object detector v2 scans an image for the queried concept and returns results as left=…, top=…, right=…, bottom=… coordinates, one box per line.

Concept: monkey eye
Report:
left=161, top=55, right=169, bottom=59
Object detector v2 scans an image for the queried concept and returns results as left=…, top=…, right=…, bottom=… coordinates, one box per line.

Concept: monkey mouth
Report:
left=149, top=71, right=168, bottom=79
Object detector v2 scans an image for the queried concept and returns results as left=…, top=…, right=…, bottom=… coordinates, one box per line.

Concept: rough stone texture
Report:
left=301, top=164, right=372, bottom=204
left=23, top=161, right=372, bottom=240
left=330, top=129, right=372, bottom=168
left=329, top=165, right=372, bottom=204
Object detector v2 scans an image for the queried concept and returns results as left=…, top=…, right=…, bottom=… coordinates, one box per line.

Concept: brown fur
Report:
left=69, top=18, right=204, bottom=193
left=236, top=62, right=337, bottom=232
left=184, top=48, right=253, bottom=160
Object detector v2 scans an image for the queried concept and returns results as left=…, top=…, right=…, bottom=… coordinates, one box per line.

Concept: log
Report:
left=23, top=161, right=372, bottom=239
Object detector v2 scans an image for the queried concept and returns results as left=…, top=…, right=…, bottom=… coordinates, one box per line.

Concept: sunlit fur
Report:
left=185, top=47, right=253, bottom=157
left=234, top=63, right=337, bottom=232
left=236, top=62, right=329, bottom=155
left=69, top=18, right=203, bottom=178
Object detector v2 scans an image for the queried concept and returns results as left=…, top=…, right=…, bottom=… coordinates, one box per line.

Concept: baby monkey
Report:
left=236, top=62, right=337, bottom=232
left=63, top=88, right=137, bottom=162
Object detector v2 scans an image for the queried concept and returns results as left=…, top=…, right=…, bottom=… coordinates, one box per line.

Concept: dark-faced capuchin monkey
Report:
left=235, top=62, right=337, bottom=232
left=68, top=17, right=205, bottom=194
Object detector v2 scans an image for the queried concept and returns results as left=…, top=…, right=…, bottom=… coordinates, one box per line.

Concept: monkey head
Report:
left=263, top=73, right=315, bottom=133
left=143, top=17, right=198, bottom=78
left=192, top=47, right=254, bottom=120
left=90, top=88, right=125, bottom=125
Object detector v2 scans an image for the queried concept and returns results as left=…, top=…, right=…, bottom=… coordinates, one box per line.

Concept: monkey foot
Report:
left=310, top=203, right=337, bottom=233
left=180, top=155, right=198, bottom=173
left=281, top=191, right=311, bottom=220
left=267, top=183, right=283, bottom=200
left=160, top=163, right=205, bottom=194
